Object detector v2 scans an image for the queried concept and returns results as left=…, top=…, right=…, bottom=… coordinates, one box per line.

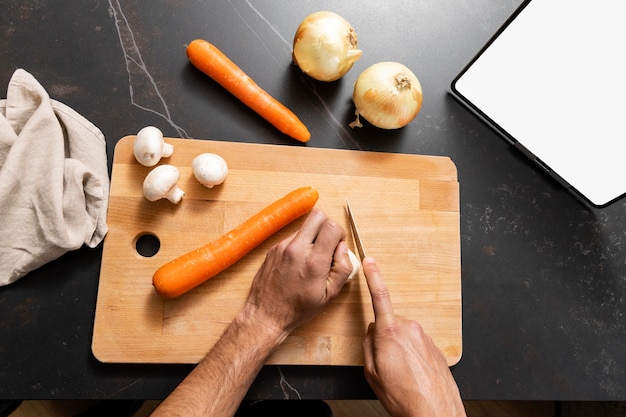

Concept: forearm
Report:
left=151, top=210, right=352, bottom=417
left=151, top=307, right=287, bottom=417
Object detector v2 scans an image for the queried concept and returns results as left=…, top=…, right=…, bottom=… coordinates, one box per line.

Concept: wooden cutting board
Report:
left=92, top=136, right=462, bottom=366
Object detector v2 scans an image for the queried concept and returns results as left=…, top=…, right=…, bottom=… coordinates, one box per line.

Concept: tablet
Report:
left=451, top=0, right=626, bottom=207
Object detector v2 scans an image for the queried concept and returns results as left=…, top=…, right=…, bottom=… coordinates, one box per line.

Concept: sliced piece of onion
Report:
left=350, top=62, right=423, bottom=130
left=292, top=11, right=362, bottom=82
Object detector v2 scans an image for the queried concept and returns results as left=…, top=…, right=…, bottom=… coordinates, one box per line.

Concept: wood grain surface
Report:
left=92, top=136, right=462, bottom=365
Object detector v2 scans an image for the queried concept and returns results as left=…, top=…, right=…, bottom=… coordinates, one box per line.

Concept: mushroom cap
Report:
left=143, top=165, right=182, bottom=201
left=192, top=153, right=228, bottom=188
left=134, top=126, right=168, bottom=167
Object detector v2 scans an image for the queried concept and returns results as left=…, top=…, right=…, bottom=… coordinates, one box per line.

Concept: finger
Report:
left=326, top=241, right=352, bottom=298
left=274, top=210, right=327, bottom=258
left=309, top=217, right=346, bottom=273
left=312, top=216, right=346, bottom=253
left=362, top=256, right=395, bottom=327
left=294, top=209, right=329, bottom=244
left=265, top=224, right=301, bottom=263
left=277, top=227, right=301, bottom=249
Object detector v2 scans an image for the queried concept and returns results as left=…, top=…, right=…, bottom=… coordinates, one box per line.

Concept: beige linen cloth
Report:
left=0, top=69, right=109, bottom=286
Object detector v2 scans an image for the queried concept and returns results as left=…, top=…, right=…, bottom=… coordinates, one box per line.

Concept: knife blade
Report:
left=345, top=200, right=367, bottom=261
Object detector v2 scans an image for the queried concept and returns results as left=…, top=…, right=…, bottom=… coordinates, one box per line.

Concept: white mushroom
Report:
left=192, top=153, right=228, bottom=188
left=143, top=165, right=185, bottom=203
left=346, top=249, right=361, bottom=282
left=133, top=126, right=173, bottom=167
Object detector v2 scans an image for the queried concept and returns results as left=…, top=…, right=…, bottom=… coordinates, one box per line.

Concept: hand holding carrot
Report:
left=243, top=209, right=354, bottom=336
left=152, top=209, right=353, bottom=417
left=362, top=257, right=466, bottom=417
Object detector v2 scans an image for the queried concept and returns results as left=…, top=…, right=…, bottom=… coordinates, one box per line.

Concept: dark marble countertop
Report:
left=1, top=0, right=625, bottom=401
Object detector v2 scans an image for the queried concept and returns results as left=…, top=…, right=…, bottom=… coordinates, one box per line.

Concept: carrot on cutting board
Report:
left=186, top=39, right=311, bottom=143
left=153, top=186, right=319, bottom=298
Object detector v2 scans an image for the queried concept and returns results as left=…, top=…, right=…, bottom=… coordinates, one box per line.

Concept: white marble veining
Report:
left=108, top=0, right=188, bottom=138
left=278, top=366, right=302, bottom=399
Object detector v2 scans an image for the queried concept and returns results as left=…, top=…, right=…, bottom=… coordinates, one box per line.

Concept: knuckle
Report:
left=310, top=208, right=327, bottom=222
left=324, top=218, right=343, bottom=236
left=282, top=240, right=301, bottom=262
left=404, top=318, right=426, bottom=339
left=374, top=285, right=391, bottom=301
left=381, top=322, right=400, bottom=336
left=408, top=320, right=424, bottom=334
left=304, top=253, right=320, bottom=272
left=269, top=240, right=289, bottom=261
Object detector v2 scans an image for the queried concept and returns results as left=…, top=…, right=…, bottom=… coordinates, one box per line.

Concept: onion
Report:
left=292, top=11, right=362, bottom=82
left=350, top=62, right=423, bottom=130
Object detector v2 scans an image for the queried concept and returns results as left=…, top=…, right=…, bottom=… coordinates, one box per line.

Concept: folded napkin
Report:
left=0, top=69, right=109, bottom=286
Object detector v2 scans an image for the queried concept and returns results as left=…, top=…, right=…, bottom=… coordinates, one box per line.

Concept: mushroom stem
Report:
left=166, top=186, right=185, bottom=204
left=162, top=143, right=174, bottom=158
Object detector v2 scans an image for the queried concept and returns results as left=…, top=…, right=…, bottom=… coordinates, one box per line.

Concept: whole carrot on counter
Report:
left=153, top=186, right=319, bottom=298
left=186, top=39, right=311, bottom=143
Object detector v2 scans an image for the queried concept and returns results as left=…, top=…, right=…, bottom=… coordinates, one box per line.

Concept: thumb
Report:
left=362, top=257, right=395, bottom=327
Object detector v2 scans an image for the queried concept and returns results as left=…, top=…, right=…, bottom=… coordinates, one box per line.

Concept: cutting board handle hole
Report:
left=135, top=233, right=160, bottom=258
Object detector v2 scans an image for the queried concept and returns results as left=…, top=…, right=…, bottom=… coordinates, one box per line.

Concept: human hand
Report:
left=243, top=209, right=354, bottom=336
left=362, top=257, right=466, bottom=417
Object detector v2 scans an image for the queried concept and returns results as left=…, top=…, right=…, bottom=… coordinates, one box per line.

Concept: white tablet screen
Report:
left=452, top=0, right=626, bottom=207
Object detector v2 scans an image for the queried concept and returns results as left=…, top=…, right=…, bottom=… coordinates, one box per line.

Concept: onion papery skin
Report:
left=351, top=62, right=423, bottom=130
left=293, top=11, right=362, bottom=82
